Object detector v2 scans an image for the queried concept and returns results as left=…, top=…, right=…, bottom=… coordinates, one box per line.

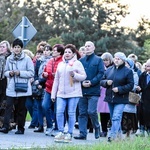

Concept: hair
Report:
left=64, top=44, right=81, bottom=59
left=36, top=50, right=43, bottom=55
left=44, top=44, right=52, bottom=51
left=36, top=41, right=47, bottom=51
left=12, top=38, right=23, bottom=48
left=128, top=53, right=138, bottom=62
left=0, top=40, right=11, bottom=52
left=101, top=52, right=113, bottom=64
left=23, top=49, right=34, bottom=59
left=53, top=44, right=65, bottom=56
left=79, top=46, right=85, bottom=52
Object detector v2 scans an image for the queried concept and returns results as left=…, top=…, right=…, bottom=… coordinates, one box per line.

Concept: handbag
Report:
left=15, top=83, right=28, bottom=92
left=129, top=92, right=141, bottom=104
left=32, top=82, right=43, bottom=97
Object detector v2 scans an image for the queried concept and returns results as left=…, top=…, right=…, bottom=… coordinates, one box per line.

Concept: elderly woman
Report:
left=100, top=52, right=134, bottom=142
left=0, top=38, right=34, bottom=134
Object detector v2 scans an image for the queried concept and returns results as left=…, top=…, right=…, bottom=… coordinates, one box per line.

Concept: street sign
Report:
left=12, top=16, right=37, bottom=47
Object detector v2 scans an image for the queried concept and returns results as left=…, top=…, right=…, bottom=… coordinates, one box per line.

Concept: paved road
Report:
left=0, top=122, right=104, bottom=149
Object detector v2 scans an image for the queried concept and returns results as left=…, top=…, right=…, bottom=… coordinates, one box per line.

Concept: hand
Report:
left=136, top=86, right=141, bottom=92
left=69, top=71, right=74, bottom=77
left=43, top=72, right=48, bottom=77
left=82, top=80, right=91, bottom=87
left=9, top=71, right=14, bottom=77
left=51, top=98, right=55, bottom=102
left=112, top=87, right=118, bottom=93
left=14, top=70, right=20, bottom=76
left=30, top=78, right=34, bottom=83
left=107, top=80, right=113, bottom=86
left=34, top=80, right=39, bottom=85
left=38, top=85, right=42, bottom=89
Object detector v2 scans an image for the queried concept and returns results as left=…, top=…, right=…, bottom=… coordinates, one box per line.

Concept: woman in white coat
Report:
left=51, top=44, right=86, bottom=143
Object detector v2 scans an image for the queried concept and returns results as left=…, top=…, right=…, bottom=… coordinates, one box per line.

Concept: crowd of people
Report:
left=0, top=38, right=150, bottom=143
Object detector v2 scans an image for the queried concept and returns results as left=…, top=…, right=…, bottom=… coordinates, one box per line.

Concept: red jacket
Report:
left=43, top=56, right=63, bottom=93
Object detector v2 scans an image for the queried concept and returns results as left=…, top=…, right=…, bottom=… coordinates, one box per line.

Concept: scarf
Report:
left=13, top=52, right=22, bottom=60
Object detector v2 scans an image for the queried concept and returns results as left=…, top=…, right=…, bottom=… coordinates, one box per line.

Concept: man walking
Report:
left=74, top=41, right=104, bottom=140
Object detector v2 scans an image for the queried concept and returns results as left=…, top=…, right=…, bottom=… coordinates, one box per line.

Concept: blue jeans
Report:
left=56, top=97, right=79, bottom=134
left=108, top=103, right=125, bottom=139
left=25, top=96, right=38, bottom=127
left=42, top=91, right=53, bottom=128
left=78, top=96, right=100, bottom=137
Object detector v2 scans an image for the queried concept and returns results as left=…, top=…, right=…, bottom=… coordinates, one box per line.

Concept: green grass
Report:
left=10, top=136, right=150, bottom=150
left=26, top=112, right=31, bottom=121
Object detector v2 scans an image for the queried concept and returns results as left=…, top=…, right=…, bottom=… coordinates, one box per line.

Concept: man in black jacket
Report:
left=74, top=41, right=104, bottom=140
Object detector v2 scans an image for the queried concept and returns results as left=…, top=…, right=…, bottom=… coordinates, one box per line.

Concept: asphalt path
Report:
left=0, top=122, right=104, bottom=149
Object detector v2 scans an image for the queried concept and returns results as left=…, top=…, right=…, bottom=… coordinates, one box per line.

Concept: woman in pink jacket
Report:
left=51, top=44, right=86, bottom=143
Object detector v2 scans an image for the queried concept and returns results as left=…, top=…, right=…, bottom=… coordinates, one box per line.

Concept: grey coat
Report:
left=4, top=52, right=34, bottom=97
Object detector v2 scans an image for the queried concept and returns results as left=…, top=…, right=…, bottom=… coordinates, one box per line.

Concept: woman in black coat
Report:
left=136, top=59, right=150, bottom=136
left=100, top=52, right=134, bottom=142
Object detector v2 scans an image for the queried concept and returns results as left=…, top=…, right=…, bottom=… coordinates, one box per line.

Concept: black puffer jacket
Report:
left=100, top=63, right=134, bottom=104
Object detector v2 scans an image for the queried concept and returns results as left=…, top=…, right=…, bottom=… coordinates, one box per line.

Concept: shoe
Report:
left=0, top=127, right=8, bottom=134
left=95, top=127, right=100, bottom=139
left=122, top=130, right=126, bottom=134
left=135, top=129, right=145, bottom=137
left=45, top=127, right=53, bottom=136
left=108, top=137, right=112, bottom=142
left=15, top=130, right=24, bottom=134
left=63, top=133, right=72, bottom=143
left=51, top=130, right=59, bottom=137
left=34, top=126, right=44, bottom=133
left=74, top=122, right=79, bottom=129
left=89, top=128, right=93, bottom=133
left=28, top=125, right=35, bottom=129
left=100, top=131, right=107, bottom=137
left=74, top=134, right=86, bottom=140
left=54, top=132, right=65, bottom=142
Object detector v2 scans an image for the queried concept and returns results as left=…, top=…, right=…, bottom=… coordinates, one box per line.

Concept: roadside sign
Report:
left=12, top=16, right=37, bottom=47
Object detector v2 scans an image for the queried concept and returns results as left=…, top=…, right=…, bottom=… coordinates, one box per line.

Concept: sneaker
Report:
left=135, top=129, right=145, bottom=137
left=51, top=130, right=59, bottom=137
left=45, top=128, right=54, bottom=136
left=54, top=132, right=65, bottom=142
left=107, top=137, right=112, bottom=142
left=63, top=133, right=72, bottom=143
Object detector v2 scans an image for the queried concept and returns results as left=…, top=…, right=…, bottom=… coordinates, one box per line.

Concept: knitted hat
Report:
left=114, top=52, right=126, bottom=62
left=126, top=58, right=134, bottom=68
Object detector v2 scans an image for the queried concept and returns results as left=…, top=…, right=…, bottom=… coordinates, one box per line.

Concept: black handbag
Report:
left=15, top=82, right=28, bottom=92
left=32, top=82, right=43, bottom=97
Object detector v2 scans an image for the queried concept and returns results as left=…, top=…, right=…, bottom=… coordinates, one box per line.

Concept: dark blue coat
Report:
left=80, top=53, right=104, bottom=96
left=100, top=63, right=134, bottom=104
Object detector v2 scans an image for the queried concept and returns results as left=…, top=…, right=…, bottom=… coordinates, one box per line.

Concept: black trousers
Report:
left=100, top=113, right=110, bottom=132
left=3, top=96, right=27, bottom=131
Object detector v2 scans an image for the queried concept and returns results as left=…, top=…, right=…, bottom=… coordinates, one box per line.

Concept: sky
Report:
left=119, top=0, right=150, bottom=29
left=20, top=0, right=150, bottom=29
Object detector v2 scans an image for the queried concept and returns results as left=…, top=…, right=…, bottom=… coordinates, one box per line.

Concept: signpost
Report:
left=12, top=16, right=37, bottom=47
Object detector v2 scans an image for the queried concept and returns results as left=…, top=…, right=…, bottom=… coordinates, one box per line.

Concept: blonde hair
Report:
left=0, top=40, right=11, bottom=52
left=36, top=41, right=47, bottom=51
left=23, top=49, right=34, bottom=59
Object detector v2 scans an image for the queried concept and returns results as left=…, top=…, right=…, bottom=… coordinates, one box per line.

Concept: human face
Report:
left=64, top=48, right=74, bottom=60
left=0, top=43, right=7, bottom=55
left=146, top=61, right=150, bottom=73
left=85, top=42, right=95, bottom=55
left=43, top=47, right=51, bottom=56
left=52, top=47, right=61, bottom=58
left=113, top=57, right=124, bottom=67
left=36, top=52, right=42, bottom=60
left=103, top=59, right=111, bottom=67
left=13, top=45, right=22, bottom=55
